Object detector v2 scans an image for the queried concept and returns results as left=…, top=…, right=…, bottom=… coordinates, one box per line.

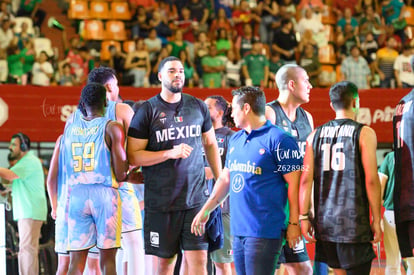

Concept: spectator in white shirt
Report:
left=32, top=50, right=54, bottom=86
left=394, top=44, right=414, bottom=88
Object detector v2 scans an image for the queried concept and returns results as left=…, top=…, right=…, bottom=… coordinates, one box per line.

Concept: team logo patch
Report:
left=231, top=174, right=245, bottom=193
left=259, top=148, right=265, bottom=155
left=159, top=112, right=166, bottom=118
left=150, top=232, right=159, bottom=247
left=282, top=120, right=288, bottom=126
left=217, top=138, right=224, bottom=143
left=174, top=116, right=183, bottom=122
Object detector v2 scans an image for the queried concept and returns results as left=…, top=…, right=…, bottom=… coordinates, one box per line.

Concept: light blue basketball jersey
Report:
left=63, top=115, right=116, bottom=188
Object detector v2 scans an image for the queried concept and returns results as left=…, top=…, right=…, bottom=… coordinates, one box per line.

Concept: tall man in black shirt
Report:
left=127, top=56, right=222, bottom=275
left=299, top=81, right=382, bottom=275
left=393, top=87, right=414, bottom=259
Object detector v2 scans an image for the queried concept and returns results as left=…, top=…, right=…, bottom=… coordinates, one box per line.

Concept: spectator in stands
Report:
left=393, top=44, right=414, bottom=88
left=242, top=38, right=269, bottom=87
left=0, top=17, right=14, bottom=50
left=224, top=49, right=242, bottom=87
left=0, top=48, right=7, bottom=83
left=57, top=61, right=77, bottom=86
left=21, top=39, right=35, bottom=84
left=144, top=28, right=162, bottom=62
left=336, top=23, right=360, bottom=62
left=355, top=0, right=380, bottom=16
left=15, top=21, right=33, bottom=50
left=360, top=32, right=379, bottom=80
left=149, top=10, right=172, bottom=46
left=381, top=0, right=407, bottom=43
left=359, top=5, right=383, bottom=42
left=257, top=0, right=279, bottom=45
left=209, top=7, right=232, bottom=40
left=300, top=43, right=321, bottom=87
left=337, top=7, right=359, bottom=35
left=156, top=0, right=178, bottom=23
left=6, top=42, right=24, bottom=84
left=16, top=0, right=45, bottom=32
left=0, top=1, right=15, bottom=23
left=74, top=46, right=94, bottom=85
left=272, top=18, right=298, bottom=64
left=268, top=51, right=284, bottom=88
left=149, top=46, right=168, bottom=86
left=31, top=50, right=53, bottom=86
left=297, top=0, right=323, bottom=14
left=215, top=28, right=233, bottom=57
left=297, top=8, right=325, bottom=47
left=341, top=45, right=371, bottom=89
left=194, top=31, right=211, bottom=79
left=179, top=49, right=199, bottom=87
left=211, top=0, right=234, bottom=18
left=188, top=0, right=210, bottom=34
left=202, top=44, right=225, bottom=88
left=373, top=36, right=399, bottom=88
left=167, top=29, right=190, bottom=58
left=332, top=0, right=359, bottom=18
left=298, top=29, right=318, bottom=54
left=125, top=39, right=150, bottom=87
left=235, top=23, right=259, bottom=60
left=279, top=0, right=297, bottom=21
left=174, top=7, right=197, bottom=45
left=130, top=5, right=151, bottom=40
left=232, top=0, right=260, bottom=37
left=108, top=45, right=127, bottom=84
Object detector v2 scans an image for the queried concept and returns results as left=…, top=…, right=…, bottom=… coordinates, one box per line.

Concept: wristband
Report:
left=299, top=213, right=309, bottom=220
left=288, top=221, right=299, bottom=226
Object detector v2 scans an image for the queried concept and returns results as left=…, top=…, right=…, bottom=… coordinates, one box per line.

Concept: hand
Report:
left=371, top=221, right=382, bottom=244
left=168, top=143, right=193, bottom=159
left=301, top=220, right=316, bottom=243
left=204, top=167, right=214, bottom=180
left=378, top=71, right=385, bottom=81
left=51, top=208, right=57, bottom=220
left=127, top=167, right=144, bottom=184
left=191, top=209, right=210, bottom=236
left=286, top=223, right=301, bottom=248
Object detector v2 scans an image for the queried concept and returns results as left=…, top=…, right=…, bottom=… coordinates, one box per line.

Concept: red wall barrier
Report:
left=0, top=85, right=410, bottom=142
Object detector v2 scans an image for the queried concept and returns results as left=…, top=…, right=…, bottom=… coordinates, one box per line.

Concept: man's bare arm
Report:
left=46, top=135, right=62, bottom=219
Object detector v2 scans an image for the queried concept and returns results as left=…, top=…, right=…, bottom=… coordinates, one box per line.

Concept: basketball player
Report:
left=88, top=67, right=145, bottom=275
left=191, top=86, right=302, bottom=275
left=265, top=64, right=314, bottom=275
left=63, top=83, right=133, bottom=274
left=300, top=81, right=382, bottom=275
left=393, top=86, right=414, bottom=263
left=127, top=56, right=222, bottom=275
left=204, top=95, right=235, bottom=275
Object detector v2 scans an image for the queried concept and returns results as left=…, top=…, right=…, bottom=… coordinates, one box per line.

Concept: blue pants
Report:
left=233, top=236, right=283, bottom=275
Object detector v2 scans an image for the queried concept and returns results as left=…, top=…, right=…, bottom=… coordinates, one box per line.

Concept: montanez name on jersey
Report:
left=155, top=124, right=202, bottom=143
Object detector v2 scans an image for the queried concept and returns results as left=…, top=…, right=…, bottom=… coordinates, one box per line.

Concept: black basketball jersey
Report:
left=393, top=89, right=414, bottom=223
left=312, top=119, right=372, bottom=243
left=128, top=93, right=212, bottom=211
left=267, top=100, right=312, bottom=157
left=204, top=126, right=235, bottom=214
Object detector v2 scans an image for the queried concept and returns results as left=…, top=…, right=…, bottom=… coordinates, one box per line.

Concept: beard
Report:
left=165, top=79, right=183, bottom=94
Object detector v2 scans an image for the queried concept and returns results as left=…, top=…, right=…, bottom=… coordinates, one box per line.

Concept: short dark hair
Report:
left=12, top=133, right=30, bottom=151
left=158, top=56, right=181, bottom=72
left=231, top=86, right=266, bottom=116
left=206, top=95, right=234, bottom=126
left=88, top=66, right=116, bottom=85
left=329, top=81, right=359, bottom=110
left=78, top=82, right=107, bottom=116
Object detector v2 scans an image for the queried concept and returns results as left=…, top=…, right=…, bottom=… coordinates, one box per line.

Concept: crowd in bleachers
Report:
left=0, top=0, right=414, bottom=88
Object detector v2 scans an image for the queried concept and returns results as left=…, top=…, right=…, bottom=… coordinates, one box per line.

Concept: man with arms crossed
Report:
left=300, top=81, right=382, bottom=275
left=127, top=56, right=222, bottom=275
